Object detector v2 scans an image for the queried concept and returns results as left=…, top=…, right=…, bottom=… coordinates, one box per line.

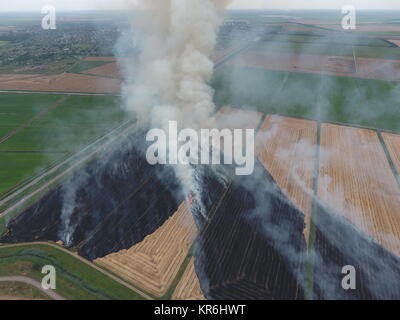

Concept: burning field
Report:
left=2, top=107, right=400, bottom=299
left=95, top=203, right=196, bottom=297
left=2, top=2, right=400, bottom=301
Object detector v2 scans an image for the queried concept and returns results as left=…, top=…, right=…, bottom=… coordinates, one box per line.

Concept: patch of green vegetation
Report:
left=0, top=126, right=107, bottom=152
left=264, top=34, right=391, bottom=47
left=252, top=41, right=355, bottom=57
left=0, top=94, right=63, bottom=127
left=354, top=46, right=400, bottom=60
left=0, top=281, right=50, bottom=300
left=161, top=250, right=194, bottom=300
left=34, top=95, right=125, bottom=127
left=0, top=152, right=62, bottom=196
left=0, top=126, right=16, bottom=139
left=0, top=94, right=126, bottom=196
left=212, top=66, right=400, bottom=132
left=0, top=218, right=6, bottom=237
left=0, top=244, right=146, bottom=300
left=356, top=30, right=400, bottom=36
left=252, top=39, right=400, bottom=60
left=68, top=60, right=113, bottom=74
left=0, top=41, right=8, bottom=47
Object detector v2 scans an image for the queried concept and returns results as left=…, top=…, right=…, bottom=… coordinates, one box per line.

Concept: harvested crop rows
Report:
left=172, top=259, right=204, bottom=300
left=93, top=107, right=264, bottom=298
left=256, top=115, right=317, bottom=241
left=95, top=202, right=196, bottom=297
left=318, top=124, right=400, bottom=256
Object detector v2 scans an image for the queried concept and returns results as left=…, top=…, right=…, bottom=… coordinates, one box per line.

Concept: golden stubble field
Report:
left=318, top=124, right=400, bottom=256
left=97, top=110, right=400, bottom=299
left=95, top=202, right=196, bottom=297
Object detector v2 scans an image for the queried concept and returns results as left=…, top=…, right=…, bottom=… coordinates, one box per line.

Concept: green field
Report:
left=0, top=93, right=126, bottom=196
left=68, top=60, right=113, bottom=74
left=212, top=66, right=400, bottom=132
left=252, top=39, right=400, bottom=60
left=0, top=244, right=146, bottom=300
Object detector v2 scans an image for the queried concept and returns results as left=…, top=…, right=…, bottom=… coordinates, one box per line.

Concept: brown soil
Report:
left=82, top=62, right=120, bottom=78
left=0, top=73, right=121, bottom=94
left=0, top=296, right=43, bottom=300
left=226, top=51, right=355, bottom=77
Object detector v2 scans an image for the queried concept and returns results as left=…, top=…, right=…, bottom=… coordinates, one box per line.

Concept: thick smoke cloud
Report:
left=118, top=0, right=233, bottom=193
left=122, top=0, right=231, bottom=129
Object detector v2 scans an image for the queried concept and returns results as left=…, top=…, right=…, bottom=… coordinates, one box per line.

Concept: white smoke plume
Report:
left=120, top=0, right=232, bottom=192
left=123, top=0, right=231, bottom=128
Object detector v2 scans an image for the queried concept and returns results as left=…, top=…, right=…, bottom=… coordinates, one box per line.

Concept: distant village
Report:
left=0, top=19, right=259, bottom=68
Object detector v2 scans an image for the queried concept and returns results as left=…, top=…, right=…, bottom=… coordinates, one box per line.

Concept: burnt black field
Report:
left=1, top=128, right=400, bottom=299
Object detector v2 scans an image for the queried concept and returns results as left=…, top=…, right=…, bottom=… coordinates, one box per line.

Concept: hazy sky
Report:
left=1, top=0, right=400, bottom=12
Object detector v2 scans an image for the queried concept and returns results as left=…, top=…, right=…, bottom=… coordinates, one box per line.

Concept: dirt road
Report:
left=0, top=276, right=65, bottom=300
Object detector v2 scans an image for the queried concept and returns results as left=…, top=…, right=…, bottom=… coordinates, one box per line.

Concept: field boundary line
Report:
left=0, top=120, right=135, bottom=218
left=214, top=39, right=256, bottom=70
left=0, top=119, right=132, bottom=202
left=305, top=119, right=321, bottom=300
left=163, top=245, right=195, bottom=300
left=377, top=131, right=400, bottom=189
left=0, top=120, right=131, bottom=205
left=224, top=105, right=400, bottom=135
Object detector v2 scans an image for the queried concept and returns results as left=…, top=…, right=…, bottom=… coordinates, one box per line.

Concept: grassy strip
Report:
left=377, top=131, right=400, bottom=189
left=0, top=218, right=6, bottom=238
left=161, top=245, right=195, bottom=300
left=68, top=60, right=113, bottom=74
left=212, top=66, right=400, bottom=132
left=0, top=281, right=50, bottom=300
left=0, top=244, right=146, bottom=300
left=305, top=122, right=321, bottom=300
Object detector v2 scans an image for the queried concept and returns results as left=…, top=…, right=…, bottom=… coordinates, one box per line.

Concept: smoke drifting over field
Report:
left=210, top=15, right=400, bottom=298
left=116, top=0, right=234, bottom=193
left=64, top=4, right=400, bottom=299
left=3, top=5, right=400, bottom=300
left=121, top=0, right=231, bottom=127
